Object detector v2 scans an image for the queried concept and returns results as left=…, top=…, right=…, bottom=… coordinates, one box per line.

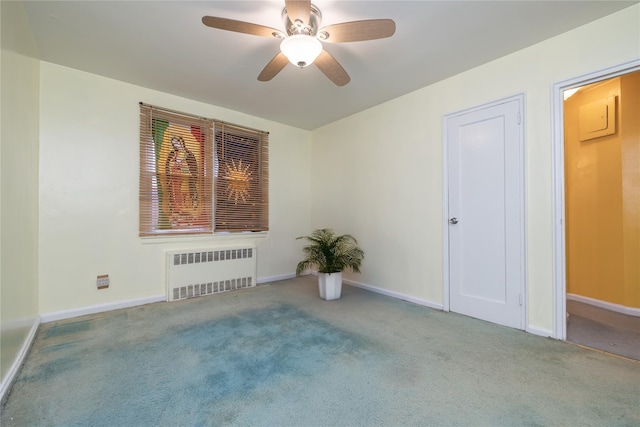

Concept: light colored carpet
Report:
left=2, top=276, right=639, bottom=426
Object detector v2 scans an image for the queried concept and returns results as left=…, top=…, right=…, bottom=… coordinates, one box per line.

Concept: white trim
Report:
left=551, top=59, right=640, bottom=340
left=141, top=231, right=268, bottom=245
left=526, top=325, right=554, bottom=338
left=344, top=279, right=444, bottom=311
left=441, top=112, right=451, bottom=312
left=442, top=93, right=527, bottom=329
left=257, top=273, right=296, bottom=284
left=40, top=295, right=166, bottom=323
left=0, top=318, right=39, bottom=405
left=520, top=93, right=529, bottom=334
left=567, top=294, right=640, bottom=317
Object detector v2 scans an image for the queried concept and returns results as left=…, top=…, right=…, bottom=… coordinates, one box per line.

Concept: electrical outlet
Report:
left=97, top=274, right=109, bottom=290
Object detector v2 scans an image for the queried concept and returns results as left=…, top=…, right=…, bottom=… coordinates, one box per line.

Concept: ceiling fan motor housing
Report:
left=282, top=3, right=322, bottom=36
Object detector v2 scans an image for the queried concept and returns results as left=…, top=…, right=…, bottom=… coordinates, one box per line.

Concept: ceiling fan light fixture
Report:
left=280, top=34, right=322, bottom=68
left=202, top=1, right=395, bottom=85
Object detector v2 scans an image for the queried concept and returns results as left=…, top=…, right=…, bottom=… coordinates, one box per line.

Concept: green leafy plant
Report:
left=296, top=228, right=365, bottom=275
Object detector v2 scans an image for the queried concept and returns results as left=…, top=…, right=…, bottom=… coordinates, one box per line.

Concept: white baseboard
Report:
left=0, top=317, right=40, bottom=405
left=527, top=325, right=554, bottom=338
left=567, top=293, right=640, bottom=317
left=343, top=278, right=444, bottom=311
left=257, top=273, right=296, bottom=284
left=40, top=295, right=166, bottom=323
left=344, top=279, right=558, bottom=339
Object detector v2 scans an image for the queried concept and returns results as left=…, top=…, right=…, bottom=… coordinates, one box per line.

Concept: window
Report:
left=139, top=103, right=268, bottom=236
left=215, top=122, right=269, bottom=232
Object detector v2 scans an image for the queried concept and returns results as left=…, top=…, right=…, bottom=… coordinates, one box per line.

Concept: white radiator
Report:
left=166, top=246, right=256, bottom=302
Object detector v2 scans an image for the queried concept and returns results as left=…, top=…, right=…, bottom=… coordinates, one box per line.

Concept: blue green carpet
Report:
left=2, top=276, right=639, bottom=426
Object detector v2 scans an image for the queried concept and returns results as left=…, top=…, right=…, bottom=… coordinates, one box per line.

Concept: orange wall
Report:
left=565, top=72, right=640, bottom=308
left=620, top=72, right=640, bottom=308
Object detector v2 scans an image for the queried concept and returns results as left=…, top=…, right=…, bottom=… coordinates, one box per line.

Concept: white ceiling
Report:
left=23, top=1, right=637, bottom=130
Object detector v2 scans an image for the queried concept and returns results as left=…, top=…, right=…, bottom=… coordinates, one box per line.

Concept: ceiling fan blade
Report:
left=202, top=16, right=284, bottom=38
left=319, top=19, right=396, bottom=43
left=258, top=52, right=289, bottom=81
left=285, top=0, right=311, bottom=24
left=314, top=49, right=350, bottom=87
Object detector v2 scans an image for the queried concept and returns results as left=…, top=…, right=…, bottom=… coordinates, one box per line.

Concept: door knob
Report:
left=449, top=217, right=458, bottom=224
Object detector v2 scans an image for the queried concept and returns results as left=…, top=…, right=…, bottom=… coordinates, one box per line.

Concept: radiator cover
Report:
left=166, top=247, right=256, bottom=302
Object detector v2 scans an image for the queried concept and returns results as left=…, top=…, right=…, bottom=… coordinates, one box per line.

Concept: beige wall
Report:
left=565, top=72, right=640, bottom=308
left=311, top=5, right=640, bottom=334
left=38, top=63, right=312, bottom=315
left=0, top=1, right=40, bottom=384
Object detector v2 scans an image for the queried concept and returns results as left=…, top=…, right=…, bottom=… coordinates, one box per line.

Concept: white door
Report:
left=446, top=97, right=524, bottom=329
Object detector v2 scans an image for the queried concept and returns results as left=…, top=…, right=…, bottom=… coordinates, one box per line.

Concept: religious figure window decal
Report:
left=163, top=133, right=200, bottom=226
left=157, top=123, right=208, bottom=230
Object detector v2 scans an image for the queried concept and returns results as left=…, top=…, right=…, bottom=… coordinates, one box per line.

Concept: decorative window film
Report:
left=139, top=103, right=268, bottom=236
left=215, top=123, right=269, bottom=232
left=139, top=105, right=213, bottom=236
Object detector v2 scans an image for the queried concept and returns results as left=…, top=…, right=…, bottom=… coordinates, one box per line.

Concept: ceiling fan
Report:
left=202, top=0, right=395, bottom=86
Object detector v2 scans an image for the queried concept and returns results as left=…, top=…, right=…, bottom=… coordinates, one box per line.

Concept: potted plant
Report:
left=296, top=228, right=365, bottom=300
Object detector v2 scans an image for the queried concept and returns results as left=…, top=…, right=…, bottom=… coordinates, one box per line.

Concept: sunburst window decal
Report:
left=224, top=159, right=253, bottom=204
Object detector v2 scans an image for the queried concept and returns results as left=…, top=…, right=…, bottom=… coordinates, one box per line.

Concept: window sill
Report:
left=140, top=231, right=268, bottom=245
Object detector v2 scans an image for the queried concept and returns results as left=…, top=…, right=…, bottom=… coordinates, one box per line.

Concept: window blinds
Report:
left=139, top=103, right=268, bottom=236
left=214, top=122, right=269, bottom=232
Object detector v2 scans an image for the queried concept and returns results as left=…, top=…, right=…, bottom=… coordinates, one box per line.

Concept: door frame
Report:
left=442, top=93, right=527, bottom=330
left=551, top=59, right=640, bottom=340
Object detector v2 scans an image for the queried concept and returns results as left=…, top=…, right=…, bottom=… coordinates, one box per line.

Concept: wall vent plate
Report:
left=579, top=96, right=616, bottom=141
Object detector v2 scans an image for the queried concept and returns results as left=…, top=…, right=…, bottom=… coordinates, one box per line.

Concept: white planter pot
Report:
left=317, top=272, right=343, bottom=301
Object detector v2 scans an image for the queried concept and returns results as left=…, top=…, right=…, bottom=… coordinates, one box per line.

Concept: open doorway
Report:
left=554, top=64, right=640, bottom=359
